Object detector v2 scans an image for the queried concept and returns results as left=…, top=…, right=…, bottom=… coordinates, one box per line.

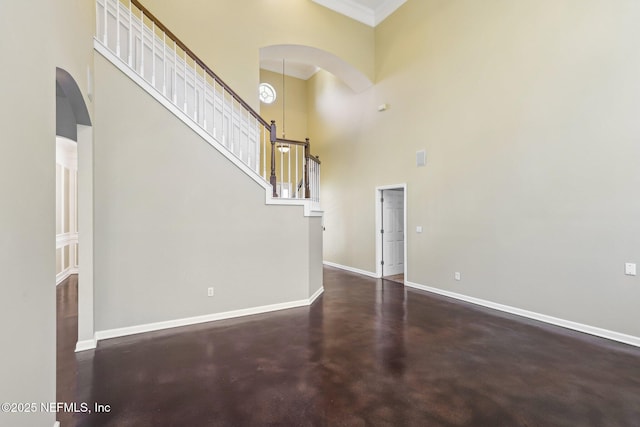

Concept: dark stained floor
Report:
left=58, top=267, right=640, bottom=426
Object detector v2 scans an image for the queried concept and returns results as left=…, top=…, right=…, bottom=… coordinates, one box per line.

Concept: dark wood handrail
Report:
left=268, top=122, right=321, bottom=199
left=130, top=0, right=270, bottom=129
left=308, top=155, right=321, bottom=165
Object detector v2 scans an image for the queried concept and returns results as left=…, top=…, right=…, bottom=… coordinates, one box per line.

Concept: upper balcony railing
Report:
left=95, top=0, right=320, bottom=208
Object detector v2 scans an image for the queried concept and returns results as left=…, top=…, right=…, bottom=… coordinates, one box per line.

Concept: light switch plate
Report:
left=416, top=226, right=423, bottom=233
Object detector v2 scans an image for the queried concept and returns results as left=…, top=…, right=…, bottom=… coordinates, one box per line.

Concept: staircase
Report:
left=88, top=0, right=324, bottom=344
left=95, top=0, right=321, bottom=215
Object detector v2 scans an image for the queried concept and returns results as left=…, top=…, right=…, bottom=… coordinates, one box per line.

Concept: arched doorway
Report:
left=55, top=67, right=95, bottom=354
left=260, top=44, right=373, bottom=93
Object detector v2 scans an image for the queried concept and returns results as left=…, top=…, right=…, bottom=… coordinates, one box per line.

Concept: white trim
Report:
left=56, top=136, right=78, bottom=170
left=323, top=261, right=379, bottom=278
left=405, top=280, right=640, bottom=348
left=54, top=422, right=61, bottom=427
left=94, top=300, right=309, bottom=341
left=76, top=292, right=323, bottom=351
left=311, top=0, right=406, bottom=27
left=56, top=232, right=79, bottom=249
left=75, top=337, right=97, bottom=352
left=374, top=0, right=407, bottom=26
left=375, top=184, right=407, bottom=279
left=56, top=267, right=79, bottom=286
left=309, top=286, right=324, bottom=304
left=260, top=60, right=319, bottom=81
left=76, top=125, right=96, bottom=356
left=312, top=0, right=375, bottom=26
left=264, top=195, right=323, bottom=217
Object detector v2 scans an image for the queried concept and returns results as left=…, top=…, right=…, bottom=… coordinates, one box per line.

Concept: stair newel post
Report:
left=270, top=120, right=278, bottom=197
left=304, top=138, right=311, bottom=199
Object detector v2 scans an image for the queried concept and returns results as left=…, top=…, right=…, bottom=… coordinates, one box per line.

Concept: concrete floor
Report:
left=57, top=267, right=640, bottom=426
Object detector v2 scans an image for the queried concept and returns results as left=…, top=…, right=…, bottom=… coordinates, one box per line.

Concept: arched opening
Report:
left=260, top=44, right=373, bottom=93
left=55, top=67, right=95, bottom=357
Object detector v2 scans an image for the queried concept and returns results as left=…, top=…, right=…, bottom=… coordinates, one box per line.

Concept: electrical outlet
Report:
left=625, top=263, right=636, bottom=276
left=207, top=287, right=214, bottom=297
left=454, top=272, right=461, bottom=281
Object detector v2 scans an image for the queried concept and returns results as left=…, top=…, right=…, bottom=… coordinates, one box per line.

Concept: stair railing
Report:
left=95, top=0, right=320, bottom=207
left=269, top=122, right=321, bottom=205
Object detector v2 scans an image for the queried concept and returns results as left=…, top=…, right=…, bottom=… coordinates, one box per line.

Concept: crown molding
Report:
left=312, top=0, right=406, bottom=27
left=374, top=0, right=406, bottom=26
left=312, top=0, right=375, bottom=26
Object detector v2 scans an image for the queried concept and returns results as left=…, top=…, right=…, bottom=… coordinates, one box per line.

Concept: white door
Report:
left=382, top=189, right=404, bottom=276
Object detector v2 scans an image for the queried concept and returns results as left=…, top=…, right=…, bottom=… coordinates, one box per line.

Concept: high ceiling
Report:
left=260, top=0, right=406, bottom=81
left=311, top=0, right=406, bottom=27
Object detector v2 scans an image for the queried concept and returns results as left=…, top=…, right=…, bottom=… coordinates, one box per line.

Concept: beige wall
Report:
left=93, top=54, right=321, bottom=331
left=0, top=0, right=93, bottom=425
left=260, top=69, right=309, bottom=141
left=309, top=0, right=640, bottom=338
left=260, top=69, right=310, bottom=184
left=139, top=0, right=374, bottom=110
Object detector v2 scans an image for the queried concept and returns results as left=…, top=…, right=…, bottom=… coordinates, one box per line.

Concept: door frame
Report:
left=375, top=183, right=407, bottom=279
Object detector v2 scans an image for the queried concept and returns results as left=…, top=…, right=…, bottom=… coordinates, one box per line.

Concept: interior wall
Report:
left=0, top=1, right=93, bottom=425
left=308, top=0, right=640, bottom=338
left=259, top=69, right=311, bottom=189
left=93, top=53, right=320, bottom=331
left=0, top=2, right=54, bottom=426
left=260, top=69, right=309, bottom=141
left=138, top=0, right=374, bottom=110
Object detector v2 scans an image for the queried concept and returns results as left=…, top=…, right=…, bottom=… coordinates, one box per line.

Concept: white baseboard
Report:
left=405, top=280, right=640, bottom=348
left=75, top=337, right=97, bottom=352
left=77, top=292, right=323, bottom=351
left=323, top=261, right=379, bottom=278
left=309, top=286, right=324, bottom=304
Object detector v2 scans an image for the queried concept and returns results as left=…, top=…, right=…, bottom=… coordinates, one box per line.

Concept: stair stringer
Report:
left=95, top=39, right=322, bottom=217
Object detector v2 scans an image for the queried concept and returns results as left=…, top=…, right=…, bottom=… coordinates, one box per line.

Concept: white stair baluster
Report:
left=287, top=145, right=291, bottom=197
left=140, top=10, right=144, bottom=76
left=103, top=0, right=108, bottom=45
left=173, top=41, right=177, bottom=104
left=211, top=77, right=217, bottom=139
left=280, top=144, right=284, bottom=197
left=116, top=0, right=121, bottom=57
left=263, top=127, right=267, bottom=179
left=162, top=32, right=166, bottom=95
left=202, top=71, right=207, bottom=132
left=128, top=1, right=133, bottom=66
left=151, top=22, right=156, bottom=86
left=193, top=63, right=198, bottom=122
left=183, top=52, right=187, bottom=113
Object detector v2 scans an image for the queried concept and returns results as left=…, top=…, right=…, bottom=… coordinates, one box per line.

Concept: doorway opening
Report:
left=375, top=184, right=407, bottom=284
left=55, top=69, right=94, bottom=424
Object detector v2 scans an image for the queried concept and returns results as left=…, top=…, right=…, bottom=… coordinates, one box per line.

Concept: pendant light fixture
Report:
left=277, top=58, right=290, bottom=153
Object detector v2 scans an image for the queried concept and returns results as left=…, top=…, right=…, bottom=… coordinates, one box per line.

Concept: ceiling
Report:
left=311, top=0, right=407, bottom=27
